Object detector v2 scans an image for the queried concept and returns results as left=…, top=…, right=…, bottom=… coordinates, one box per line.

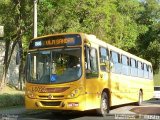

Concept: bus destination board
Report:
left=29, top=34, right=82, bottom=49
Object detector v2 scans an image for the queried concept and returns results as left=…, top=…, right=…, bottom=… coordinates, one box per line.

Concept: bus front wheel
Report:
left=97, top=92, right=110, bottom=116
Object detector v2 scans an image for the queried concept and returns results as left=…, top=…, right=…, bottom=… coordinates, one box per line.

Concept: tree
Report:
left=37, top=0, right=109, bottom=37
left=0, top=0, right=33, bottom=89
left=108, top=0, right=148, bottom=51
left=137, top=0, right=160, bottom=73
left=0, top=0, right=159, bottom=89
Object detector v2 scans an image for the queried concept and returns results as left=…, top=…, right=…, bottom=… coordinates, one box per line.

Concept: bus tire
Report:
left=97, top=92, right=110, bottom=116
left=137, top=90, right=143, bottom=106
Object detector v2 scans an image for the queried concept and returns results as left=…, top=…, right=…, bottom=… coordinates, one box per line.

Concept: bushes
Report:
left=0, top=94, right=24, bottom=107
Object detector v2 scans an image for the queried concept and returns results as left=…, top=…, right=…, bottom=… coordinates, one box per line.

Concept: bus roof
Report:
left=85, top=34, right=152, bottom=65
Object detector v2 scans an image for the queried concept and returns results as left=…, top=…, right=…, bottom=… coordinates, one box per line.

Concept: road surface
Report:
left=1, top=99, right=160, bottom=120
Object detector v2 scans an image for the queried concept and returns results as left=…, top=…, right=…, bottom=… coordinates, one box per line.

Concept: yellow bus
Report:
left=25, top=33, right=154, bottom=116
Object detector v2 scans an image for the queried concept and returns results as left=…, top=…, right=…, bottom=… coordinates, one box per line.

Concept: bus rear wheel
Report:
left=97, top=92, right=110, bottom=116
left=137, top=90, right=143, bottom=106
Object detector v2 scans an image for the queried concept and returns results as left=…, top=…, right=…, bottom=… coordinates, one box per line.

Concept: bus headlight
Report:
left=26, top=90, right=36, bottom=99
left=67, top=87, right=83, bottom=98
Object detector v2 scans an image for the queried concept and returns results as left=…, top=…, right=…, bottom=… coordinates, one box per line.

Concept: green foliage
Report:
left=0, top=0, right=33, bottom=47
left=136, top=0, right=160, bottom=72
left=37, top=0, right=108, bottom=36
left=0, top=94, right=24, bottom=107
left=0, top=0, right=160, bottom=76
left=154, top=70, right=160, bottom=86
left=109, top=0, right=146, bottom=51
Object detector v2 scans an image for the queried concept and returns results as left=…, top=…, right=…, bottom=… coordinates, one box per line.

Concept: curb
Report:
left=0, top=106, right=46, bottom=115
left=0, top=106, right=26, bottom=115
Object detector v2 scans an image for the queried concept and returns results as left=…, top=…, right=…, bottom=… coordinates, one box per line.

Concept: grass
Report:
left=0, top=94, right=24, bottom=107
left=154, top=72, right=160, bottom=86
left=0, top=85, right=25, bottom=108
left=154, top=68, right=160, bottom=86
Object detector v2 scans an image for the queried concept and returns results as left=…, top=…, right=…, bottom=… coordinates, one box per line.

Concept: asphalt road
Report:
left=7, top=99, right=160, bottom=120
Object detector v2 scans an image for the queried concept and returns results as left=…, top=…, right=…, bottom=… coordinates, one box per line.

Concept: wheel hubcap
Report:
left=102, top=98, right=107, bottom=110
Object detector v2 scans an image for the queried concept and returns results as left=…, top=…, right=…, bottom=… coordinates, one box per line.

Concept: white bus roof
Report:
left=85, top=34, right=152, bottom=65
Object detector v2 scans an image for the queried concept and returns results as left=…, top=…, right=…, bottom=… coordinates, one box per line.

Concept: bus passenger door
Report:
left=85, top=46, right=100, bottom=109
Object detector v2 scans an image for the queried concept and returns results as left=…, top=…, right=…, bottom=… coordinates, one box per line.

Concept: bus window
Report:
left=130, top=58, right=137, bottom=77
left=110, top=51, right=121, bottom=74
left=144, top=63, right=149, bottom=79
left=27, top=48, right=82, bottom=84
left=85, top=46, right=99, bottom=78
left=148, top=65, right=153, bottom=79
left=121, top=55, right=130, bottom=75
left=99, top=47, right=109, bottom=72
left=138, top=61, right=143, bottom=78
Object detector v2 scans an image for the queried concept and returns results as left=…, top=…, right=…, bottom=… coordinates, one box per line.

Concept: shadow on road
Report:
left=130, top=99, right=160, bottom=115
left=19, top=103, right=136, bottom=120
left=19, top=100, right=160, bottom=120
left=130, top=107, right=160, bottom=115
left=20, top=110, right=108, bottom=120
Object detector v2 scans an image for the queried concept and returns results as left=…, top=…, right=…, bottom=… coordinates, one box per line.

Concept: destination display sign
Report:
left=29, top=34, right=82, bottom=49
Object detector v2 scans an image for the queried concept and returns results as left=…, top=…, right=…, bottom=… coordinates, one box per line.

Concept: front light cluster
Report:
left=67, top=87, right=83, bottom=98
left=26, top=90, right=36, bottom=99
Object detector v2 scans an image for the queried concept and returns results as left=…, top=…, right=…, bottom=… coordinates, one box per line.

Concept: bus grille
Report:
left=41, top=101, right=61, bottom=106
left=38, top=95, right=64, bottom=99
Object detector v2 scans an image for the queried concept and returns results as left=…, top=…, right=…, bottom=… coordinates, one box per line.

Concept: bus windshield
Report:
left=26, top=48, right=82, bottom=84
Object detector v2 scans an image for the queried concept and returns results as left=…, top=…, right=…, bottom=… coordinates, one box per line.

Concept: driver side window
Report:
left=85, top=46, right=99, bottom=78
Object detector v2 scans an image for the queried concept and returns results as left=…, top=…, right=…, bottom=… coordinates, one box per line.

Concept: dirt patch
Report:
left=130, top=107, right=160, bottom=115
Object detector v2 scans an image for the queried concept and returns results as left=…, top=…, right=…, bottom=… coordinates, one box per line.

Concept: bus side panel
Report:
left=85, top=77, right=101, bottom=110
left=110, top=74, right=138, bottom=106
left=110, top=75, right=154, bottom=106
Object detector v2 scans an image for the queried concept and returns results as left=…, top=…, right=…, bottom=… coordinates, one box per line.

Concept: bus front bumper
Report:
left=25, top=95, right=86, bottom=111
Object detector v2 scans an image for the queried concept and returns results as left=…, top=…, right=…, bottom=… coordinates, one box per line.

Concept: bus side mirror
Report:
left=105, top=60, right=113, bottom=69
left=110, top=61, right=113, bottom=69
left=105, top=61, right=110, bottom=68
